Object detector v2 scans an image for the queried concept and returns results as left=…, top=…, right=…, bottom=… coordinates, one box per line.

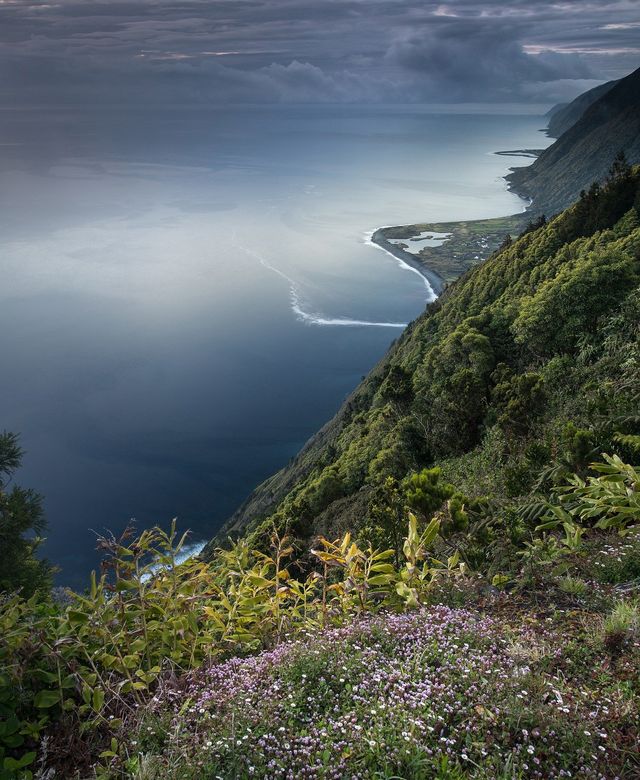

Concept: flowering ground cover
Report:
left=127, top=603, right=638, bottom=779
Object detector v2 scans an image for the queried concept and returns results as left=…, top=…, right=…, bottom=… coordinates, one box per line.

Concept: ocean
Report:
left=0, top=104, right=548, bottom=586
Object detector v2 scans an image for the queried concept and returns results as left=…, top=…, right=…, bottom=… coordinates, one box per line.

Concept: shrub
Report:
left=558, top=576, right=588, bottom=597
left=602, top=600, right=640, bottom=654
left=0, top=432, right=53, bottom=597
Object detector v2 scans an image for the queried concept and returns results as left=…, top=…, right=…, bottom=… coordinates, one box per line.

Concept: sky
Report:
left=0, top=1, right=639, bottom=108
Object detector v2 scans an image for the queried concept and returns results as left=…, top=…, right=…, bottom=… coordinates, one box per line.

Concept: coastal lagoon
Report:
left=0, top=105, right=548, bottom=585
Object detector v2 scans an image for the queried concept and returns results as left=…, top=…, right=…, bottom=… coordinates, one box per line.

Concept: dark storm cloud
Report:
left=383, top=10, right=602, bottom=101
left=1, top=1, right=638, bottom=105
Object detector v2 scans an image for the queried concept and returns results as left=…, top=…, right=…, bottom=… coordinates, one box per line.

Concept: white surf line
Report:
left=141, top=540, right=206, bottom=582
left=363, top=227, right=437, bottom=303
left=175, top=540, right=207, bottom=564
left=231, top=232, right=407, bottom=329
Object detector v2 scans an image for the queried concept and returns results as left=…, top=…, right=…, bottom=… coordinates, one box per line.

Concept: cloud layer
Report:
left=1, top=1, right=638, bottom=106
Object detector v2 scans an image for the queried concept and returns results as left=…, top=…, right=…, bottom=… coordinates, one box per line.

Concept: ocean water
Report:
left=0, top=105, right=547, bottom=586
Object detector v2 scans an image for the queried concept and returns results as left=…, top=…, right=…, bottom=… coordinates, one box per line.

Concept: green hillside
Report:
left=204, top=165, right=640, bottom=562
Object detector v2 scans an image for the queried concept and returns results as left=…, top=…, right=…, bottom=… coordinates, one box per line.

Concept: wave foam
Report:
left=363, top=228, right=436, bottom=303
left=233, top=233, right=407, bottom=329
left=175, top=541, right=206, bottom=564
left=141, top=540, right=206, bottom=581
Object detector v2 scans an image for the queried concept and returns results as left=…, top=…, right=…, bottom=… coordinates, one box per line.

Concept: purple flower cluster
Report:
left=150, top=607, right=616, bottom=779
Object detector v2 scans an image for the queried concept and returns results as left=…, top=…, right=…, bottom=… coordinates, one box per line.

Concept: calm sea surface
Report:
left=0, top=105, right=548, bottom=586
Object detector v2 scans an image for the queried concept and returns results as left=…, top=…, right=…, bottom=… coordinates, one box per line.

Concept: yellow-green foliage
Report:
left=557, top=454, right=640, bottom=532
left=0, top=517, right=465, bottom=776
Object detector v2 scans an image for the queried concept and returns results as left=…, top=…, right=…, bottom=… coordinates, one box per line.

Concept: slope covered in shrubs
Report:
left=206, top=164, right=640, bottom=568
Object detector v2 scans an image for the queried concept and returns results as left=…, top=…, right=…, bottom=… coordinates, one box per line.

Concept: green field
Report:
left=381, top=213, right=527, bottom=283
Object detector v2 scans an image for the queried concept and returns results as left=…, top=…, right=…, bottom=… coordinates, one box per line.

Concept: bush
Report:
left=602, top=600, right=640, bottom=654
left=0, top=432, right=52, bottom=597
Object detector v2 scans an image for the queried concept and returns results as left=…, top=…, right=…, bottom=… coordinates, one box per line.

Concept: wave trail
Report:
left=231, top=233, right=407, bottom=329
left=363, top=228, right=437, bottom=303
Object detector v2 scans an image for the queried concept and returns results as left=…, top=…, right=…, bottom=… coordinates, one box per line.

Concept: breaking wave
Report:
left=232, top=234, right=407, bottom=329
left=363, top=227, right=436, bottom=303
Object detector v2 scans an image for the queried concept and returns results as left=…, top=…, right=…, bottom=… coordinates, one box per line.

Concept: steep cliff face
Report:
left=546, top=79, right=618, bottom=138
left=507, top=67, right=640, bottom=214
left=204, top=168, right=640, bottom=556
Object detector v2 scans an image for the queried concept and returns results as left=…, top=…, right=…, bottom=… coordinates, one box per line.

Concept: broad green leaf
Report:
left=3, top=752, right=36, bottom=771
left=34, top=690, right=60, bottom=709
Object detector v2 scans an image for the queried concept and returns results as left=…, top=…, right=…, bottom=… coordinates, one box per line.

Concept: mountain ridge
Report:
left=506, top=66, right=640, bottom=214
left=545, top=78, right=619, bottom=138
left=203, top=69, right=640, bottom=558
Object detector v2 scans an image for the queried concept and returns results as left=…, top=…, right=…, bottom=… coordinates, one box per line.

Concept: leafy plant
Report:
left=0, top=512, right=464, bottom=775
left=311, top=532, right=396, bottom=618
left=557, top=576, right=588, bottom=596
left=395, top=513, right=465, bottom=608
left=559, top=454, right=640, bottom=533
left=602, top=599, right=639, bottom=654
left=0, top=593, right=56, bottom=779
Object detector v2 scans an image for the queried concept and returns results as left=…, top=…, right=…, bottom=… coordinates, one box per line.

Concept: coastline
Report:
left=370, top=212, right=528, bottom=287
left=369, top=153, right=538, bottom=288
left=206, top=120, right=550, bottom=555
left=494, top=148, right=543, bottom=159
left=365, top=227, right=446, bottom=298
left=366, top=132, right=545, bottom=291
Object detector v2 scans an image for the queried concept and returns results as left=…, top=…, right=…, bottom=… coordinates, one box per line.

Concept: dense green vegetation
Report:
left=1, top=491, right=639, bottom=777
left=209, top=165, right=640, bottom=561
left=507, top=66, right=640, bottom=213
left=0, top=433, right=52, bottom=597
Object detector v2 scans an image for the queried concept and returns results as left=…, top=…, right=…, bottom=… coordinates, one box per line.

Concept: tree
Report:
left=404, top=468, right=470, bottom=536
left=490, top=367, right=546, bottom=439
left=607, top=150, right=631, bottom=183
left=363, top=477, right=406, bottom=566
left=520, top=214, right=546, bottom=237
left=513, top=245, right=639, bottom=356
left=0, top=432, right=52, bottom=596
left=414, top=323, right=495, bottom=456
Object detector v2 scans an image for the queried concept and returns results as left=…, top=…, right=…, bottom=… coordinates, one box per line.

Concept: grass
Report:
left=602, top=600, right=640, bottom=655
left=586, top=528, right=640, bottom=585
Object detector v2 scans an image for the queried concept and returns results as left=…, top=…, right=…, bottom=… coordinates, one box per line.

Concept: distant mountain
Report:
left=507, top=66, right=640, bottom=214
left=546, top=79, right=619, bottom=138
left=545, top=101, right=567, bottom=120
